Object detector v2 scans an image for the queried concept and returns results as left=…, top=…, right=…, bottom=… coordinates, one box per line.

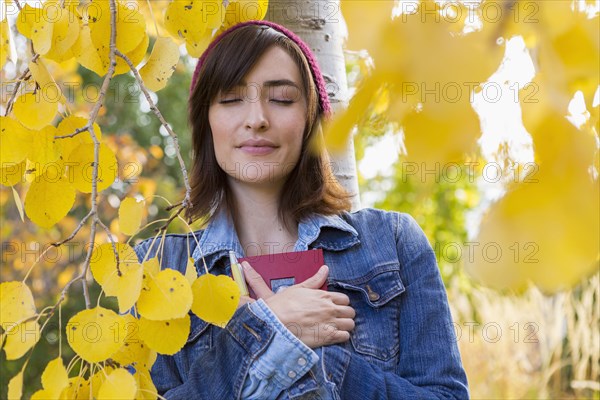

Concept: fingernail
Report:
left=241, top=261, right=250, bottom=271
left=320, top=265, right=328, bottom=274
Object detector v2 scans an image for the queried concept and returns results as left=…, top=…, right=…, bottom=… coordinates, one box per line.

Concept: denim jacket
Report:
left=133, top=207, right=469, bottom=399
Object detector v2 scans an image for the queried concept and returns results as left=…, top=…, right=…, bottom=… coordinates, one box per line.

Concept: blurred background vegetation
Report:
left=1, top=6, right=599, bottom=400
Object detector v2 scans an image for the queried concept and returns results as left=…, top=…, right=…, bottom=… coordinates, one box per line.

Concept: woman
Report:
left=134, top=20, right=469, bottom=399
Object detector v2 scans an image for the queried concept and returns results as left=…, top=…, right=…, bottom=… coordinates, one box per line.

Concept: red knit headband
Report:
left=190, top=20, right=332, bottom=118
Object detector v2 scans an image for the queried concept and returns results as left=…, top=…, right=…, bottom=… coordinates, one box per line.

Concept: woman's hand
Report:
left=240, top=261, right=356, bottom=349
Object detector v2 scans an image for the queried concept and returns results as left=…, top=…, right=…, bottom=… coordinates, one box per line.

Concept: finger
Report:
left=297, top=265, right=328, bottom=289
left=242, top=261, right=274, bottom=299
left=334, top=305, right=356, bottom=319
left=321, top=325, right=351, bottom=345
left=237, top=295, right=255, bottom=309
left=333, top=318, right=356, bottom=332
left=329, top=292, right=350, bottom=306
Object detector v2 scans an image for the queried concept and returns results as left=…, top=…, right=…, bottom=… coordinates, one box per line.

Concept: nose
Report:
left=244, top=87, right=269, bottom=131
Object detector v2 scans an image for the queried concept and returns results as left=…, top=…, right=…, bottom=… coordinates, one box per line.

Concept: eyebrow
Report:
left=236, top=79, right=301, bottom=90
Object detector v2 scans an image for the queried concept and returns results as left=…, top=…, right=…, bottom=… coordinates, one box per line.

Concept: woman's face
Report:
left=208, top=45, right=308, bottom=191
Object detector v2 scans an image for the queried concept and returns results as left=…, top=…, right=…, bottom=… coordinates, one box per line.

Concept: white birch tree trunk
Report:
left=266, top=0, right=362, bottom=211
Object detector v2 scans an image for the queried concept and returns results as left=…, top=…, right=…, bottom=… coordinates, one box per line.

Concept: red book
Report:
left=239, top=249, right=327, bottom=299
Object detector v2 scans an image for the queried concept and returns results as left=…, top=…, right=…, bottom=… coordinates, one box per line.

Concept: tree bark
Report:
left=266, top=0, right=361, bottom=210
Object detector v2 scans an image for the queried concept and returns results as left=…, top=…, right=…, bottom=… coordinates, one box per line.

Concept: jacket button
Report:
left=288, top=370, right=297, bottom=378
left=298, top=357, right=307, bottom=366
left=366, top=284, right=380, bottom=301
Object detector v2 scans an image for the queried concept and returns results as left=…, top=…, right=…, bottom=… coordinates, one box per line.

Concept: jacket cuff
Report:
left=248, top=299, right=319, bottom=387
left=225, top=301, right=276, bottom=357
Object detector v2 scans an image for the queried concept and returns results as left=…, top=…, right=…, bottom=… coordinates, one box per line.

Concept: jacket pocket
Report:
left=329, top=264, right=405, bottom=364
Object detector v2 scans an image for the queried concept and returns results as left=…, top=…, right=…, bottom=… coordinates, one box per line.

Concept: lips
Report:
left=237, top=138, right=278, bottom=155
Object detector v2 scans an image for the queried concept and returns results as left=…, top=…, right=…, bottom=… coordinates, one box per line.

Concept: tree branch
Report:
left=114, top=49, right=193, bottom=210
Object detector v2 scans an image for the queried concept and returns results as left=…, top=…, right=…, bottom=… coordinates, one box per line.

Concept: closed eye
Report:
left=271, top=99, right=294, bottom=104
left=219, top=99, right=241, bottom=104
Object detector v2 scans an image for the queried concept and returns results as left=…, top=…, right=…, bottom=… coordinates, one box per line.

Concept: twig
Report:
left=96, top=217, right=121, bottom=276
left=54, top=126, right=90, bottom=140
left=114, top=49, right=193, bottom=210
left=51, top=210, right=93, bottom=247
left=154, top=205, right=185, bottom=233
left=4, top=55, right=38, bottom=116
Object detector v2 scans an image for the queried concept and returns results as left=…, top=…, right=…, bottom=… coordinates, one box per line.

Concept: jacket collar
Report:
left=191, top=206, right=359, bottom=272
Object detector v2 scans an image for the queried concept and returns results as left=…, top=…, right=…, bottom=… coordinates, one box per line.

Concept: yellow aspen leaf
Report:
left=137, top=269, right=193, bottom=320
left=139, top=36, right=180, bottom=92
left=205, top=0, right=227, bottom=29
left=3, top=320, right=40, bottom=360
left=90, top=243, right=140, bottom=287
left=0, top=161, right=26, bottom=187
left=60, top=376, right=90, bottom=400
left=29, top=58, right=67, bottom=106
left=191, top=273, right=240, bottom=328
left=0, top=116, right=32, bottom=164
left=341, top=0, right=394, bottom=53
left=29, top=125, right=62, bottom=167
left=184, top=258, right=198, bottom=286
left=138, top=315, right=190, bottom=355
left=16, top=3, right=54, bottom=55
left=0, top=281, right=36, bottom=326
left=0, top=18, right=9, bottom=68
left=185, top=31, right=213, bottom=58
left=402, top=100, right=481, bottom=165
left=223, top=0, right=268, bottom=27
left=89, top=367, right=114, bottom=399
left=118, top=197, right=145, bottom=236
left=118, top=32, right=149, bottom=75
left=111, top=314, right=156, bottom=369
left=323, top=77, right=380, bottom=153
left=7, top=368, right=24, bottom=400
left=15, top=4, right=34, bottom=37
left=41, top=357, right=69, bottom=398
left=134, top=367, right=158, bottom=400
left=56, top=116, right=102, bottom=156
left=11, top=187, right=24, bottom=222
left=72, top=25, right=105, bottom=76
left=42, top=0, right=80, bottom=63
left=30, top=390, right=52, bottom=400
left=164, top=0, right=207, bottom=43
left=66, top=307, right=126, bottom=363
left=106, top=261, right=143, bottom=314
left=12, top=93, right=58, bottom=130
left=87, top=0, right=146, bottom=54
left=97, top=368, right=137, bottom=400
left=24, top=174, right=75, bottom=228
left=66, top=142, right=117, bottom=193
left=142, top=257, right=161, bottom=276
left=465, top=114, right=599, bottom=293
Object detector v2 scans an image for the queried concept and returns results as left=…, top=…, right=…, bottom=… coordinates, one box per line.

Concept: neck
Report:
left=227, top=180, right=298, bottom=256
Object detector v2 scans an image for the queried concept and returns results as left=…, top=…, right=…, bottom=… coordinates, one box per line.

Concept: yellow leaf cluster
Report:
left=1, top=114, right=117, bottom=228
left=331, top=0, right=504, bottom=164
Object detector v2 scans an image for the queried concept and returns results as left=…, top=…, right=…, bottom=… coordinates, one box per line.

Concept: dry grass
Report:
left=447, top=273, right=599, bottom=399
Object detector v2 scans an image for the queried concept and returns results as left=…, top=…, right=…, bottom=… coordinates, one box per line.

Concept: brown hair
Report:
left=187, top=24, right=351, bottom=226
